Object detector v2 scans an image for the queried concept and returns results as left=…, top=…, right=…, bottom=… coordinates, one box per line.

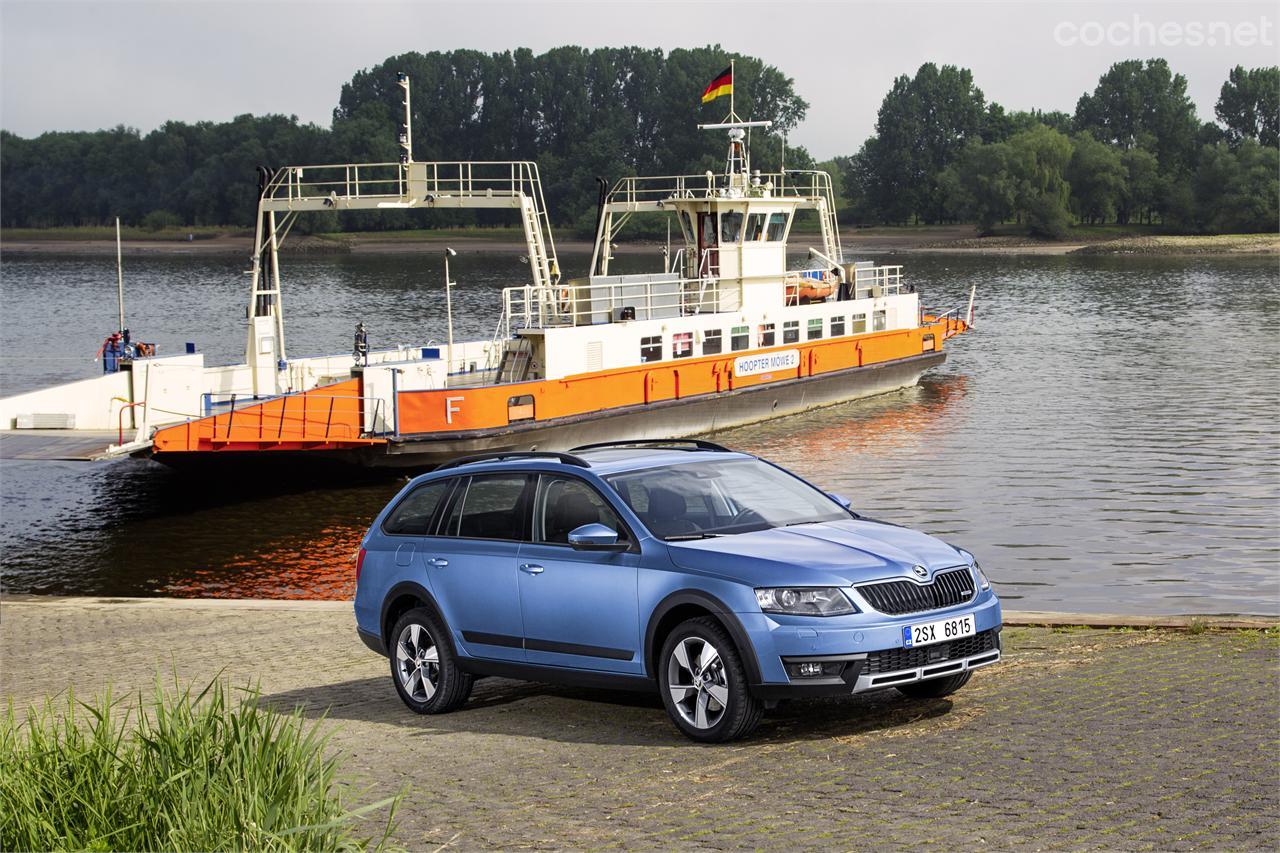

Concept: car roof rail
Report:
left=569, top=439, right=733, bottom=454
left=434, top=451, right=590, bottom=471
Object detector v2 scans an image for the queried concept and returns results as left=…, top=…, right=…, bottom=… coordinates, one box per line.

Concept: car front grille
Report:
left=864, top=628, right=999, bottom=675
left=857, top=567, right=975, bottom=615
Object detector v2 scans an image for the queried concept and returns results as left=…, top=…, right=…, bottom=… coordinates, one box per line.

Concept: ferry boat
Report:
left=0, top=74, right=973, bottom=469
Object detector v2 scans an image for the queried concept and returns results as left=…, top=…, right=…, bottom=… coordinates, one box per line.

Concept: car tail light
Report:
left=355, top=547, right=367, bottom=583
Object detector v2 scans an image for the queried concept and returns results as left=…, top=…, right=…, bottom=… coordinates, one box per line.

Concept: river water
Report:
left=1, top=249, right=1277, bottom=615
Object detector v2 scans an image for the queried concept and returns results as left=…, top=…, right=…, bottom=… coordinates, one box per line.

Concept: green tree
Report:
left=1193, top=141, right=1280, bottom=233
left=1215, top=66, right=1280, bottom=147
left=1074, top=59, right=1200, bottom=174
left=858, top=63, right=988, bottom=223
left=1117, top=147, right=1159, bottom=224
left=1066, top=132, right=1126, bottom=224
left=1007, top=124, right=1074, bottom=238
left=939, top=140, right=1017, bottom=233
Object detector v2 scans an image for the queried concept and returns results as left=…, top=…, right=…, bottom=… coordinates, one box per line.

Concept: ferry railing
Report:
left=203, top=393, right=390, bottom=441
left=267, top=160, right=551, bottom=206
left=852, top=265, right=903, bottom=300
left=668, top=248, right=686, bottom=275
left=607, top=170, right=840, bottom=207
left=502, top=277, right=728, bottom=330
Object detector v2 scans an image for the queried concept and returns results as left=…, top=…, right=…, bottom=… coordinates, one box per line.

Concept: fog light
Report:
left=785, top=660, right=845, bottom=679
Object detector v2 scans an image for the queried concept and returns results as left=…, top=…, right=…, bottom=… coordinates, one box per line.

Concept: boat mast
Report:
left=397, top=72, right=413, bottom=165
left=115, top=217, right=125, bottom=333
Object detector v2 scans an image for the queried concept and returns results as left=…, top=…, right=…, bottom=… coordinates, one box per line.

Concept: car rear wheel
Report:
left=897, top=670, right=971, bottom=699
left=390, top=607, right=473, bottom=714
left=658, top=617, right=762, bottom=743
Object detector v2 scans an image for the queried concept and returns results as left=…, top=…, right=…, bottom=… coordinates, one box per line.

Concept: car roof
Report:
left=412, top=446, right=755, bottom=483
left=576, top=447, right=753, bottom=476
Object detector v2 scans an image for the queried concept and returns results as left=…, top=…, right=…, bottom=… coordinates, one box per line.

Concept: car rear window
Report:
left=383, top=480, right=451, bottom=535
left=441, top=474, right=531, bottom=541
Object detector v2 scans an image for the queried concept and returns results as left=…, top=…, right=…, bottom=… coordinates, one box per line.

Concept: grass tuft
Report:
left=0, top=679, right=399, bottom=852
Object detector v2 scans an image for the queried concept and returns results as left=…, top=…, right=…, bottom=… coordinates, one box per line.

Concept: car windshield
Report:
left=605, top=459, right=848, bottom=540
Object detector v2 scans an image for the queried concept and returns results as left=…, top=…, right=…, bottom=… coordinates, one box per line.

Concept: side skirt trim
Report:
left=456, top=657, right=656, bottom=693
left=462, top=631, right=634, bottom=661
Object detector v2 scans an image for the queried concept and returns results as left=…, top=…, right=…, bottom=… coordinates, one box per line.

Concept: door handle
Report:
left=427, top=557, right=449, bottom=567
left=519, top=563, right=544, bottom=575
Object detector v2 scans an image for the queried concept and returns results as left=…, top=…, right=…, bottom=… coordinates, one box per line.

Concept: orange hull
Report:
left=153, top=315, right=967, bottom=456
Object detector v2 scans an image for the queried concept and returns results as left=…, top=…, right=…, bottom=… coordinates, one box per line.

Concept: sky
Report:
left=2, top=0, right=1276, bottom=160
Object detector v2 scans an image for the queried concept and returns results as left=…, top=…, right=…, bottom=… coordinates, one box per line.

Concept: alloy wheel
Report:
left=666, top=635, right=729, bottom=730
left=395, top=622, right=440, bottom=702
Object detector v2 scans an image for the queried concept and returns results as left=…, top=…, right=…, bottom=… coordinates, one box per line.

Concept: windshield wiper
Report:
left=663, top=532, right=722, bottom=541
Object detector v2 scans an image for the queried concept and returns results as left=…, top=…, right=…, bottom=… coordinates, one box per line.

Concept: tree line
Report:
left=0, top=49, right=1275, bottom=237
left=834, top=60, right=1278, bottom=236
left=0, top=47, right=809, bottom=233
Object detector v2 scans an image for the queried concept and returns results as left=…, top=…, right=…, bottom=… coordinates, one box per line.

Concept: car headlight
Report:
left=952, top=546, right=991, bottom=592
left=755, top=587, right=856, bottom=616
left=971, top=561, right=991, bottom=591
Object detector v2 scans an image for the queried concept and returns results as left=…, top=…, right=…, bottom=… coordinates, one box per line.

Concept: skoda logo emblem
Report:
left=912, top=565, right=929, bottom=579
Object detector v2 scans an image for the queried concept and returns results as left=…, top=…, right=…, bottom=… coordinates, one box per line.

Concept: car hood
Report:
left=664, top=518, right=968, bottom=587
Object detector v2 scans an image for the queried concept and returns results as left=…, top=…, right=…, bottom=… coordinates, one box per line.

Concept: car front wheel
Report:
left=658, top=617, right=762, bottom=743
left=389, top=607, right=473, bottom=714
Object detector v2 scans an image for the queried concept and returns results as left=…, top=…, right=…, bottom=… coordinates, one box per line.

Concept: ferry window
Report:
left=765, top=212, right=789, bottom=241
left=759, top=323, right=776, bottom=347
left=383, top=480, right=451, bottom=536
left=672, top=332, right=693, bottom=359
left=678, top=210, right=694, bottom=242
left=720, top=212, right=744, bottom=243
left=703, top=329, right=722, bottom=355
left=783, top=320, right=800, bottom=344
left=873, top=310, right=887, bottom=332
left=851, top=313, right=868, bottom=334
left=731, top=325, right=750, bottom=351
left=808, top=318, right=823, bottom=340
left=745, top=213, right=767, bottom=241
left=535, top=476, right=629, bottom=545
left=507, top=394, right=535, bottom=422
left=830, top=316, right=846, bottom=337
left=640, top=335, right=663, bottom=363
left=444, top=474, right=532, bottom=541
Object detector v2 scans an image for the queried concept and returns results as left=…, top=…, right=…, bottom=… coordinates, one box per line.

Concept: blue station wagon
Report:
left=354, top=440, right=1002, bottom=742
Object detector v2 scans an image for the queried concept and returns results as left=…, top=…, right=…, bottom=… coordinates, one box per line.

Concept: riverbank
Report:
left=4, top=225, right=1276, bottom=257
left=2, top=596, right=1276, bottom=849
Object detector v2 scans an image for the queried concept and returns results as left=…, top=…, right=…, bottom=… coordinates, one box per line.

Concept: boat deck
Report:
left=0, top=429, right=127, bottom=461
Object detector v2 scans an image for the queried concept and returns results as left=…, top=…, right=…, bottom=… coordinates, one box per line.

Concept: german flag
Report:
left=701, top=66, right=733, bottom=104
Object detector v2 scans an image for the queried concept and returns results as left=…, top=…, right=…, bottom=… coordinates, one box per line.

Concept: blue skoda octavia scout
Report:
left=354, top=440, right=1002, bottom=742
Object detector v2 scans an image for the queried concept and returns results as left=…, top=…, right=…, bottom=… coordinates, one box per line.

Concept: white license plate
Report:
left=903, top=613, right=975, bottom=648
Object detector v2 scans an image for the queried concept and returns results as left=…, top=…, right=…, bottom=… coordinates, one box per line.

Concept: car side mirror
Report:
left=828, top=492, right=854, bottom=511
left=567, top=523, right=628, bottom=552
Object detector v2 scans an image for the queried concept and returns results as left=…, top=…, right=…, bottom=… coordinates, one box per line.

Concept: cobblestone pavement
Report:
left=2, top=598, right=1277, bottom=850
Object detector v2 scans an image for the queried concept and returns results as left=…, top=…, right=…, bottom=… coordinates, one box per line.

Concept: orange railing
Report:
left=152, top=379, right=386, bottom=453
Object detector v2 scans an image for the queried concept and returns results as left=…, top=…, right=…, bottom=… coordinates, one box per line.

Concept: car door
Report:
left=356, top=477, right=454, bottom=634
left=517, top=474, right=642, bottom=674
left=425, top=473, right=533, bottom=663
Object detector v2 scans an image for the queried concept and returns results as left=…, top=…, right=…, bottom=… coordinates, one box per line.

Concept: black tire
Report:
left=388, top=607, right=473, bottom=714
left=897, top=670, right=971, bottom=699
left=658, top=617, right=763, bottom=743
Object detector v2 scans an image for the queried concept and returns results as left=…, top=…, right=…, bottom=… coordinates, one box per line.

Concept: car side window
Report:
left=383, top=480, right=452, bottom=536
left=535, top=476, right=629, bottom=545
left=441, top=474, right=532, bottom=541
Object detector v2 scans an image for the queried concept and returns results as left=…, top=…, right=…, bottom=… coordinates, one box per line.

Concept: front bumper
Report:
left=742, top=589, right=1003, bottom=698
left=751, top=628, right=1001, bottom=699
